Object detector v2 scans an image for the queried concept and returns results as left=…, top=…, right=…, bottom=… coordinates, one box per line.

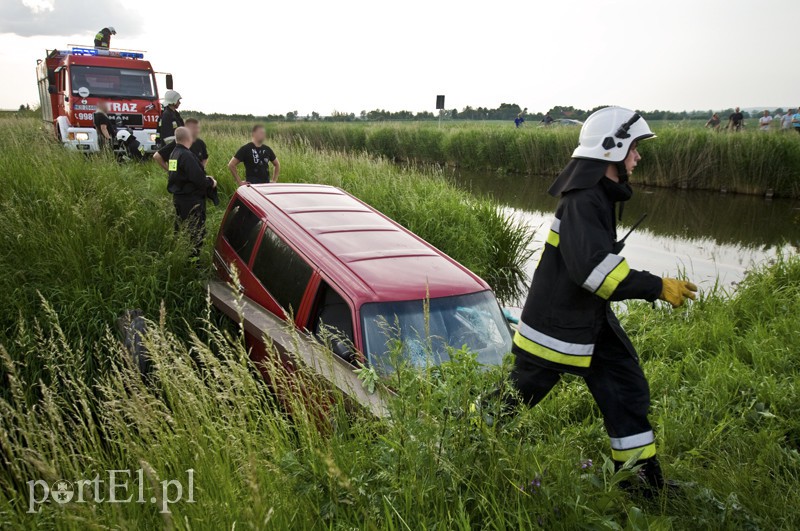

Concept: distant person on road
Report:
left=154, top=118, right=208, bottom=171
left=705, top=113, right=721, bottom=131
left=542, top=113, right=555, bottom=126
left=758, top=110, right=773, bottom=131
left=168, top=127, right=217, bottom=258
left=228, top=125, right=280, bottom=186
left=792, top=108, right=800, bottom=134
left=94, top=26, right=116, bottom=49
left=782, top=109, right=794, bottom=131
left=156, top=90, right=184, bottom=146
left=728, top=107, right=745, bottom=132
left=93, top=101, right=118, bottom=150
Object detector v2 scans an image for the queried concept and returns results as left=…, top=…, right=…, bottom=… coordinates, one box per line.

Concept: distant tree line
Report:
left=141, top=104, right=776, bottom=124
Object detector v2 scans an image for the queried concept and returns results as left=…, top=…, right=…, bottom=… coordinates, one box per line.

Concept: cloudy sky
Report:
left=1, top=0, right=798, bottom=115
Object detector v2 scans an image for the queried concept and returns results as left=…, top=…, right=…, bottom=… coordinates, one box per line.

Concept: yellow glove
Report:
left=659, top=278, right=698, bottom=308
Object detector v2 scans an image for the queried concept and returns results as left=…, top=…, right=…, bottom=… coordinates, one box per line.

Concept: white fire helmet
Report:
left=163, top=90, right=182, bottom=106
left=572, top=106, right=655, bottom=163
left=116, top=129, right=132, bottom=142
left=108, top=27, right=117, bottom=35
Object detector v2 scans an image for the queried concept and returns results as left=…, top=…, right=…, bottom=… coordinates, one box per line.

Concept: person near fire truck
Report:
left=94, top=27, right=116, bottom=49
left=154, top=118, right=208, bottom=171
left=167, top=127, right=217, bottom=258
left=502, top=106, right=698, bottom=496
left=157, top=90, right=184, bottom=146
left=93, top=100, right=118, bottom=150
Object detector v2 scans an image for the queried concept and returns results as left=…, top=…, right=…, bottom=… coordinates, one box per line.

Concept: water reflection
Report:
left=451, top=171, right=800, bottom=292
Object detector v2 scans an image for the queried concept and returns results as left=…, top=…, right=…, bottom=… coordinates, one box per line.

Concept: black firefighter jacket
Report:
left=167, top=144, right=212, bottom=200
left=513, top=178, right=662, bottom=374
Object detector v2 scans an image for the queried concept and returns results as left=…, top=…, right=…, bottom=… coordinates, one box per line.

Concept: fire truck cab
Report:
left=36, top=46, right=172, bottom=154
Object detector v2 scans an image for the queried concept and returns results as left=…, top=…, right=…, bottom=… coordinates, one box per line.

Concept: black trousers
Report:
left=508, top=323, right=654, bottom=462
left=173, top=196, right=206, bottom=258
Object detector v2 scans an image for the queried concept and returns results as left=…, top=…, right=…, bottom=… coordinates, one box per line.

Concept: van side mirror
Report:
left=502, top=308, right=520, bottom=325
left=332, top=340, right=355, bottom=363
left=48, top=85, right=57, bottom=95
left=165, top=74, right=173, bottom=90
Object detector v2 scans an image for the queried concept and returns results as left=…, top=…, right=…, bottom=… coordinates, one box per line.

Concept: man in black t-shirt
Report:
left=93, top=101, right=118, bottom=150
left=154, top=118, right=208, bottom=170
left=227, top=124, right=280, bottom=185
left=728, top=107, right=745, bottom=132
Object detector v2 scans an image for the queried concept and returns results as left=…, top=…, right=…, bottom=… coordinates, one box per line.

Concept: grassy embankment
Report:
left=267, top=121, right=800, bottom=198
left=1, top=117, right=799, bottom=528
left=0, top=117, right=531, bottom=345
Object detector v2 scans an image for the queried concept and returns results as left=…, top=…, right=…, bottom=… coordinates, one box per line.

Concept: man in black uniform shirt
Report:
left=227, top=124, right=280, bottom=185
left=168, top=127, right=217, bottom=258
left=154, top=118, right=208, bottom=171
left=94, top=26, right=116, bottom=48
left=157, top=90, right=184, bottom=146
left=93, top=101, right=118, bottom=150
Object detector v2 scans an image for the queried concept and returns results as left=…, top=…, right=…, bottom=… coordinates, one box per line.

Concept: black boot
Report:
left=616, top=456, right=679, bottom=498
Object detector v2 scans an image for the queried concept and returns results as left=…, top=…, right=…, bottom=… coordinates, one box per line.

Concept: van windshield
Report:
left=360, top=291, right=512, bottom=374
left=70, top=65, right=156, bottom=99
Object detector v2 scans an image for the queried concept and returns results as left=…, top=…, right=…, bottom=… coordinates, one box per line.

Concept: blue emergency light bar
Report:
left=71, top=47, right=98, bottom=56
left=70, top=47, right=144, bottom=59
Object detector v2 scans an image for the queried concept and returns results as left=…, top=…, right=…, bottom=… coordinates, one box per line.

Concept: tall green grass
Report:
left=2, top=116, right=799, bottom=528
left=2, top=256, right=799, bottom=528
left=268, top=122, right=800, bottom=198
left=0, top=117, right=531, bottom=383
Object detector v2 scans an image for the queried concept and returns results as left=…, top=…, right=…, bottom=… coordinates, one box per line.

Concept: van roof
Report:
left=236, top=183, right=490, bottom=304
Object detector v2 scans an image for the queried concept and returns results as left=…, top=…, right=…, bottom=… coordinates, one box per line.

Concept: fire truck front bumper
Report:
left=63, top=127, right=100, bottom=152
left=133, top=129, right=159, bottom=154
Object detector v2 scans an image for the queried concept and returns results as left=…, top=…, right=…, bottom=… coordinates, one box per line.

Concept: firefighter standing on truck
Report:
left=94, top=27, right=116, bottom=48
left=157, top=90, right=184, bottom=146
left=168, top=127, right=216, bottom=258
left=506, top=107, right=697, bottom=496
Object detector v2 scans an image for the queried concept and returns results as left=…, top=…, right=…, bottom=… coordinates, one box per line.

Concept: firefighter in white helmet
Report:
left=156, top=90, right=184, bottom=146
left=505, top=106, right=697, bottom=496
left=94, top=27, right=116, bottom=48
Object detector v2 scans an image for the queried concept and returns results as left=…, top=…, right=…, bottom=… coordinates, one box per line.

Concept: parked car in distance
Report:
left=553, top=118, right=583, bottom=127
left=212, top=183, right=512, bottom=378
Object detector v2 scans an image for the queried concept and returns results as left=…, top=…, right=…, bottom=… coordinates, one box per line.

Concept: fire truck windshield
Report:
left=70, top=65, right=156, bottom=99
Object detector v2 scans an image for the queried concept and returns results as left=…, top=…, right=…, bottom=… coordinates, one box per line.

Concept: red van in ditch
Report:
left=212, top=183, right=512, bottom=376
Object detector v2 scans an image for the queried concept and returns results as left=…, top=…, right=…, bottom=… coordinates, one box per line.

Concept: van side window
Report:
left=222, top=199, right=262, bottom=264
left=311, top=282, right=355, bottom=362
left=251, top=228, right=313, bottom=315
left=312, top=282, right=354, bottom=341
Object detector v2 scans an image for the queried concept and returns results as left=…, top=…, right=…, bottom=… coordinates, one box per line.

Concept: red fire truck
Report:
left=36, top=46, right=173, bottom=154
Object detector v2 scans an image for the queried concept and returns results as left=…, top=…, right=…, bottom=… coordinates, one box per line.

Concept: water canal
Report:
left=452, top=172, right=800, bottom=296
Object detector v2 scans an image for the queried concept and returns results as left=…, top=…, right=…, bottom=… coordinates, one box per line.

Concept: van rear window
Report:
left=222, top=199, right=263, bottom=264
left=251, top=228, right=313, bottom=315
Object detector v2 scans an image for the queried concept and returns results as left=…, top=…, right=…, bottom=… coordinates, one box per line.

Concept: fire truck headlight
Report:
left=149, top=133, right=157, bottom=143
left=74, top=132, right=90, bottom=141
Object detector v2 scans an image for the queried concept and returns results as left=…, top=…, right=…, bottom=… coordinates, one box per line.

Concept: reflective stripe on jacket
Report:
left=513, top=182, right=662, bottom=373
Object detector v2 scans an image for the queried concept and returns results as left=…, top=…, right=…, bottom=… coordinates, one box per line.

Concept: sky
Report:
left=1, top=0, right=798, bottom=115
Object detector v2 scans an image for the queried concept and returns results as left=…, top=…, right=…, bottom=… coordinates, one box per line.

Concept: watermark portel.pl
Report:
left=27, top=468, right=194, bottom=514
